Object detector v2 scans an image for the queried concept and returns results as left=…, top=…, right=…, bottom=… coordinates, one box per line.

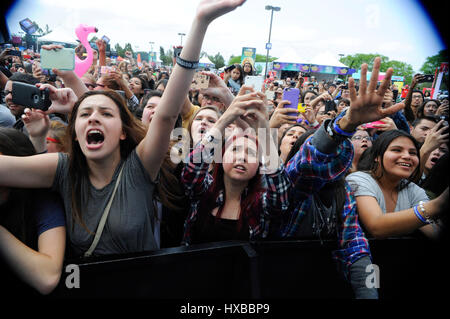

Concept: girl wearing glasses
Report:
left=350, top=129, right=373, bottom=173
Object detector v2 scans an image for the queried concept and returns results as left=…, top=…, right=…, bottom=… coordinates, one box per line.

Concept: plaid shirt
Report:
left=181, top=142, right=290, bottom=245
left=282, top=129, right=371, bottom=278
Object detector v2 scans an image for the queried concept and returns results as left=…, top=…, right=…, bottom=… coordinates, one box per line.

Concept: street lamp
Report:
left=149, top=41, right=154, bottom=52
left=264, top=5, right=281, bottom=79
left=178, top=33, right=186, bottom=46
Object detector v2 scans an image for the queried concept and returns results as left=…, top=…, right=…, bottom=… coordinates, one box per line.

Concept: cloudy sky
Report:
left=5, top=0, right=446, bottom=72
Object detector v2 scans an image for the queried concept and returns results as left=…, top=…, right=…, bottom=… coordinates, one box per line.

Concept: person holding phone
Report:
left=223, top=64, right=244, bottom=95
left=0, top=0, right=247, bottom=258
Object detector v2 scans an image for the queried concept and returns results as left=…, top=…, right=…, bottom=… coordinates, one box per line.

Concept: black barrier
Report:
left=2, top=237, right=448, bottom=299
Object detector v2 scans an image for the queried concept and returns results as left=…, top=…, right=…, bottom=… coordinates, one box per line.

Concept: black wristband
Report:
left=176, top=56, right=199, bottom=70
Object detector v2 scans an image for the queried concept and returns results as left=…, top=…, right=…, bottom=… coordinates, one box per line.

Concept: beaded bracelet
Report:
left=418, top=201, right=434, bottom=224
left=413, top=205, right=430, bottom=224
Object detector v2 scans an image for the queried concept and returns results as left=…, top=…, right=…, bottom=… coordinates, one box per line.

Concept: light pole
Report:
left=149, top=41, right=154, bottom=52
left=178, top=33, right=186, bottom=46
left=264, top=5, right=280, bottom=79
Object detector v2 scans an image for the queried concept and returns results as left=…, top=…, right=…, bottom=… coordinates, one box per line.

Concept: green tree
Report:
left=159, top=46, right=174, bottom=66
left=339, top=53, right=414, bottom=83
left=114, top=43, right=125, bottom=57
left=420, top=49, right=449, bottom=74
left=208, top=52, right=225, bottom=69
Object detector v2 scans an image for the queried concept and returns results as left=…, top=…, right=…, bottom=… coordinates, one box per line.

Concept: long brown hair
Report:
left=65, top=90, right=147, bottom=232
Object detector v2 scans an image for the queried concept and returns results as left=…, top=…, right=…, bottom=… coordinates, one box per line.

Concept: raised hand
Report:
left=421, top=120, right=450, bottom=155
left=269, top=100, right=298, bottom=129
left=22, top=108, right=50, bottom=138
left=196, top=0, right=246, bottom=24
left=339, top=57, right=405, bottom=131
left=37, top=84, right=78, bottom=115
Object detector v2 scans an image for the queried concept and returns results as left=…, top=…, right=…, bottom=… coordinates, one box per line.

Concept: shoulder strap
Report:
left=84, top=164, right=125, bottom=257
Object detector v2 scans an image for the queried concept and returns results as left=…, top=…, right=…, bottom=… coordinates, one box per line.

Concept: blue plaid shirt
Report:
left=281, top=123, right=372, bottom=278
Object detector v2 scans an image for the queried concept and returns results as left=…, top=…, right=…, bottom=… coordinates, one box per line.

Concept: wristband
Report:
left=176, top=56, right=199, bottom=70
left=413, top=205, right=429, bottom=224
left=333, top=118, right=355, bottom=137
left=418, top=201, right=434, bottom=224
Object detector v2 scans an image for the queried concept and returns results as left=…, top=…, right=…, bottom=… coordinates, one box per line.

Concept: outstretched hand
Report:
left=196, top=0, right=246, bottom=24
left=339, top=57, right=405, bottom=131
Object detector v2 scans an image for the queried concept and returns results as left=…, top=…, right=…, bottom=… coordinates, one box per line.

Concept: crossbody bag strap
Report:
left=84, top=164, right=125, bottom=257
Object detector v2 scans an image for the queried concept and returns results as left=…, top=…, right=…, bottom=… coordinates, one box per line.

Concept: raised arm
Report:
left=136, top=0, right=246, bottom=181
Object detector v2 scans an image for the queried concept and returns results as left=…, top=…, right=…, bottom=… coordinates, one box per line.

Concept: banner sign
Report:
left=241, top=47, right=256, bottom=66
left=272, top=62, right=355, bottom=75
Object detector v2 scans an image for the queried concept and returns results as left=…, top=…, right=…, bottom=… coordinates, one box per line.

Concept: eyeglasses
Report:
left=351, top=135, right=373, bottom=142
left=3, top=90, right=12, bottom=96
left=95, top=83, right=106, bottom=88
left=84, top=83, right=97, bottom=89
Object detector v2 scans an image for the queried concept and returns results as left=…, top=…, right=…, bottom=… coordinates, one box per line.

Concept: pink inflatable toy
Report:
left=74, top=24, right=98, bottom=78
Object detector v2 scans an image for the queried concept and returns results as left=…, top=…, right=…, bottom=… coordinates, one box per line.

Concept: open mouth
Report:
left=234, top=164, right=247, bottom=172
left=397, top=162, right=412, bottom=168
left=430, top=157, right=439, bottom=165
left=86, top=129, right=105, bottom=149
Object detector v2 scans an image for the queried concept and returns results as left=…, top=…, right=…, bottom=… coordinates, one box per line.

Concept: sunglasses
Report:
left=84, top=83, right=97, bottom=89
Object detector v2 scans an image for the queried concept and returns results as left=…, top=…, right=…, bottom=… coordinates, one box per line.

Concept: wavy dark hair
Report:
left=65, top=90, right=147, bottom=232
left=0, top=128, right=37, bottom=245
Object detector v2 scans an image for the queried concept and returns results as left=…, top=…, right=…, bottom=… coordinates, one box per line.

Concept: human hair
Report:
left=130, top=75, right=150, bottom=100
left=411, top=115, right=439, bottom=128
left=98, top=75, right=121, bottom=91
left=155, top=78, right=168, bottom=91
left=416, top=99, right=441, bottom=118
left=421, top=152, right=449, bottom=198
left=118, top=61, right=128, bottom=73
left=301, top=90, right=318, bottom=103
left=48, top=120, right=68, bottom=152
left=411, top=89, right=424, bottom=100
left=197, top=133, right=263, bottom=233
left=187, top=105, right=222, bottom=148
left=65, top=90, right=147, bottom=232
left=339, top=98, right=350, bottom=106
left=231, top=64, right=244, bottom=83
left=134, top=90, right=163, bottom=119
left=9, top=72, right=40, bottom=85
left=362, top=130, right=421, bottom=190
left=0, top=128, right=37, bottom=245
left=278, top=123, right=308, bottom=155
left=284, top=129, right=315, bottom=165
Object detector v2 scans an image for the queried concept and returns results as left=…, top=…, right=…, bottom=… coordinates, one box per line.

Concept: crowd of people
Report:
left=0, top=0, right=449, bottom=298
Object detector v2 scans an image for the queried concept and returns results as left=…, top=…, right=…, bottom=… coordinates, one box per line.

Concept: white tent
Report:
left=274, top=48, right=310, bottom=64
left=309, top=52, right=348, bottom=67
left=199, top=56, right=214, bottom=66
left=36, top=28, right=78, bottom=45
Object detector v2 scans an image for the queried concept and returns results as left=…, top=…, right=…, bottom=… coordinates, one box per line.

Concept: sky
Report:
left=5, top=0, right=447, bottom=72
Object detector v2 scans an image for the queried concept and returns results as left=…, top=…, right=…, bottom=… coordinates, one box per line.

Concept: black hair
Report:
left=301, top=90, right=318, bottom=103
left=285, top=129, right=316, bottom=165
left=416, top=99, right=441, bottom=118
left=411, top=115, right=439, bottom=128
left=0, top=128, right=37, bottom=246
left=421, top=152, right=449, bottom=198
left=362, top=130, right=422, bottom=190
left=155, top=78, right=168, bottom=91
left=412, top=89, right=424, bottom=100
left=9, top=72, right=39, bottom=85
left=135, top=90, right=164, bottom=119
left=278, top=124, right=309, bottom=156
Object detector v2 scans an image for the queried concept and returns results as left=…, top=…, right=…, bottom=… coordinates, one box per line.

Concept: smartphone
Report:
left=190, top=73, right=210, bottom=90
left=100, top=66, right=113, bottom=74
left=101, top=35, right=110, bottom=44
left=8, top=50, right=22, bottom=57
left=40, top=48, right=75, bottom=70
left=417, top=75, right=434, bottom=83
left=297, top=103, right=306, bottom=113
left=282, top=88, right=300, bottom=117
left=244, top=75, right=264, bottom=92
left=325, top=100, right=336, bottom=113
left=364, top=120, right=385, bottom=129
left=12, top=82, right=51, bottom=111
left=224, top=64, right=236, bottom=73
left=173, top=46, right=183, bottom=58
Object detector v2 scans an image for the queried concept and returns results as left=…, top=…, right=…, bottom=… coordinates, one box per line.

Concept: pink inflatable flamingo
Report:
left=74, top=24, right=98, bottom=78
